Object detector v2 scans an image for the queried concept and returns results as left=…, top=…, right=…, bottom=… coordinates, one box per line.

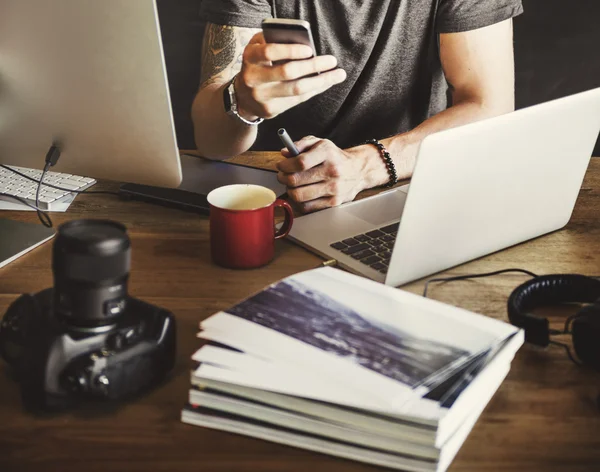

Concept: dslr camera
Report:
left=0, top=219, right=176, bottom=412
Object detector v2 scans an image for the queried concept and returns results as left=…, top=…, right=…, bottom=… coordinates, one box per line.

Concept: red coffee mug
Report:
left=207, top=184, right=294, bottom=269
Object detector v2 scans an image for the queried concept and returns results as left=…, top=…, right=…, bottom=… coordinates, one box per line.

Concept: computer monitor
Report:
left=0, top=0, right=182, bottom=186
left=0, top=0, right=183, bottom=267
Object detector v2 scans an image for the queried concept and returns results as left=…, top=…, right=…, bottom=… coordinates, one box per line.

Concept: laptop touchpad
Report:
left=342, top=188, right=408, bottom=226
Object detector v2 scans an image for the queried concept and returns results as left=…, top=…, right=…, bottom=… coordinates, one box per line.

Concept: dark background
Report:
left=156, top=0, right=600, bottom=155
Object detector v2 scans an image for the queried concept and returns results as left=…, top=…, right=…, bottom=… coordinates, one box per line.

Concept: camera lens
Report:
left=52, top=219, right=130, bottom=328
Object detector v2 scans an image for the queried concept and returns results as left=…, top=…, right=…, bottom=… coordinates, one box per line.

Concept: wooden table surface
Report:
left=1, top=153, right=599, bottom=472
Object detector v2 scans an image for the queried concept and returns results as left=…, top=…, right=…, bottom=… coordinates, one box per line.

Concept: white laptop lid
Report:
left=386, top=87, right=600, bottom=287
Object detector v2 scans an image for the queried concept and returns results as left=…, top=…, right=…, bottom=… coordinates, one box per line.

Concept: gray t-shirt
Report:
left=199, top=0, right=523, bottom=150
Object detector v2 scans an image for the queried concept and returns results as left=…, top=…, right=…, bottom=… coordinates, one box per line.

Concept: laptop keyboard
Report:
left=329, top=222, right=399, bottom=274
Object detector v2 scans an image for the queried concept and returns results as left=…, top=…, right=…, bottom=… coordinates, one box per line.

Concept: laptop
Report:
left=287, top=87, right=600, bottom=287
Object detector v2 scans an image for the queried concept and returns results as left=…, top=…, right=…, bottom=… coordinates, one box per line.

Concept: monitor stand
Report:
left=0, top=218, right=55, bottom=269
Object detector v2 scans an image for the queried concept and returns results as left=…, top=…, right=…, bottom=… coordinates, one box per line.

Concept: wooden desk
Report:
left=1, top=154, right=599, bottom=472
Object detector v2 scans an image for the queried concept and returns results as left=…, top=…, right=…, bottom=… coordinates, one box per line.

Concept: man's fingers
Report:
left=240, top=61, right=345, bottom=119
left=246, top=69, right=343, bottom=107
left=279, top=135, right=319, bottom=157
left=260, top=55, right=338, bottom=82
left=268, top=67, right=347, bottom=97
left=277, top=164, right=328, bottom=188
left=278, top=152, right=326, bottom=174
left=286, top=181, right=333, bottom=203
left=269, top=70, right=346, bottom=110
left=245, top=43, right=314, bottom=65
left=280, top=148, right=292, bottom=158
left=277, top=135, right=320, bottom=158
left=278, top=138, right=337, bottom=173
left=248, top=31, right=265, bottom=45
left=293, top=135, right=322, bottom=153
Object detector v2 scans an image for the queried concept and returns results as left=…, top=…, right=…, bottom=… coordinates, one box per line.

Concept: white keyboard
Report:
left=0, top=165, right=96, bottom=211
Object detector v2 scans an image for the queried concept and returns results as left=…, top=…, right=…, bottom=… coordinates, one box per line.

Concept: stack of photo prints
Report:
left=182, top=267, right=523, bottom=472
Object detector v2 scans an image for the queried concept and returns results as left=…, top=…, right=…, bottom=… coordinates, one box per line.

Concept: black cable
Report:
left=422, top=268, right=600, bottom=373
left=2, top=145, right=119, bottom=228
left=0, top=164, right=118, bottom=196
left=549, top=340, right=583, bottom=366
left=35, top=163, right=52, bottom=227
left=422, top=268, right=539, bottom=297
left=0, top=192, right=52, bottom=227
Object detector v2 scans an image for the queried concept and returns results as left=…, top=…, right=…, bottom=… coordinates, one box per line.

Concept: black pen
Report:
left=278, top=128, right=300, bottom=157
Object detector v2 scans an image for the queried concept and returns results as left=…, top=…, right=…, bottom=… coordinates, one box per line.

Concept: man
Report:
left=193, top=1, right=523, bottom=213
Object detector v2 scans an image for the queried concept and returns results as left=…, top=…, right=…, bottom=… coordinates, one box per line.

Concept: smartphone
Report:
left=261, top=18, right=317, bottom=59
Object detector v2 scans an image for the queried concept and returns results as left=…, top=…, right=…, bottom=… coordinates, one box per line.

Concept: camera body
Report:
left=0, top=219, right=177, bottom=412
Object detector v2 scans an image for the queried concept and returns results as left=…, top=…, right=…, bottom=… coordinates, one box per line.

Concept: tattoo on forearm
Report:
left=200, top=24, right=235, bottom=87
left=199, top=24, right=260, bottom=90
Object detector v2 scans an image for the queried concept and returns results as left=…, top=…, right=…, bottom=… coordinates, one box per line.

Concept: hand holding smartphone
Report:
left=231, top=18, right=346, bottom=121
left=261, top=18, right=318, bottom=63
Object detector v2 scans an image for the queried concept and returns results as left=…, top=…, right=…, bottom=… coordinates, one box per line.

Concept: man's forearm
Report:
left=192, top=83, right=258, bottom=159
left=392, top=99, right=513, bottom=177
left=375, top=19, right=517, bottom=186
left=360, top=99, right=514, bottom=189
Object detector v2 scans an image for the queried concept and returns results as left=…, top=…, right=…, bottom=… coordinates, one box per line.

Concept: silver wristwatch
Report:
left=223, top=75, right=264, bottom=126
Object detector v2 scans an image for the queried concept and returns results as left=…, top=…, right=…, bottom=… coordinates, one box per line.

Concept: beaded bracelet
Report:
left=364, top=138, right=398, bottom=188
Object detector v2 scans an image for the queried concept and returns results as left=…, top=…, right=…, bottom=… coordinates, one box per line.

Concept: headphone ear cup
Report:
left=571, top=303, right=600, bottom=370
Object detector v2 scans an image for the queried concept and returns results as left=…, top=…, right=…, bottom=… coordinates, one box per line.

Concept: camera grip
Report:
left=103, top=303, right=177, bottom=400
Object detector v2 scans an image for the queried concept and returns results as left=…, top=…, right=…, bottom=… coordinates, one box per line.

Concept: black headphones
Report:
left=507, top=274, right=600, bottom=370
